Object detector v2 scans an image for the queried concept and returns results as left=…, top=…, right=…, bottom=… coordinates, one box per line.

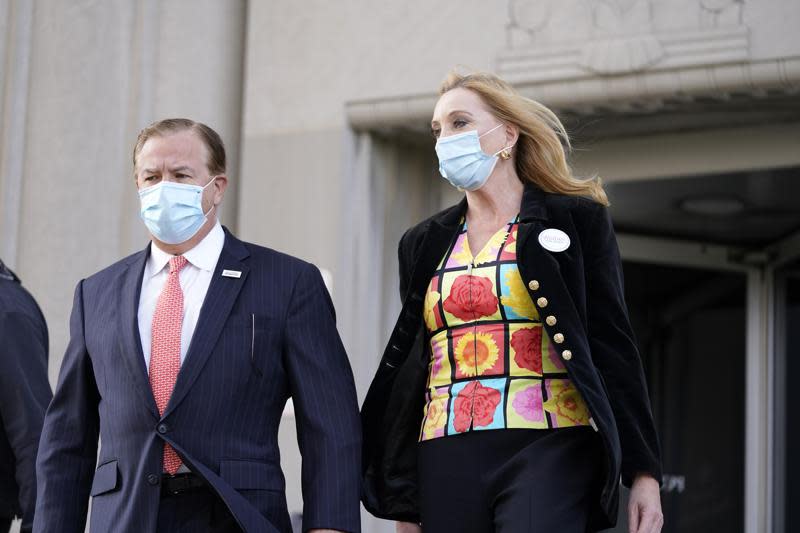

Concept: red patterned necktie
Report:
left=149, top=255, right=188, bottom=474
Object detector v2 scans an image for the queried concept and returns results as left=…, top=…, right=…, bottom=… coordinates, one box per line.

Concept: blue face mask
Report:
left=138, top=178, right=217, bottom=244
left=435, top=124, right=512, bottom=191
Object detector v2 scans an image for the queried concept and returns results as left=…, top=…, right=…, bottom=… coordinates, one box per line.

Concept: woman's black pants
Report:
left=418, top=427, right=603, bottom=533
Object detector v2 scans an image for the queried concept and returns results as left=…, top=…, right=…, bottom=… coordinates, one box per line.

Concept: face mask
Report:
left=138, top=178, right=217, bottom=244
left=435, top=124, right=513, bottom=191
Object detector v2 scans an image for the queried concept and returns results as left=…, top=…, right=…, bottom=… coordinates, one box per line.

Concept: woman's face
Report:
left=431, top=87, right=509, bottom=156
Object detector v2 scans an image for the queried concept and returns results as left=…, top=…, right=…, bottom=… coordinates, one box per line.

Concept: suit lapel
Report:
left=516, top=182, right=581, bottom=318
left=384, top=200, right=465, bottom=365
left=163, top=230, right=250, bottom=418
left=404, top=198, right=466, bottom=302
left=515, top=182, right=549, bottom=252
left=117, top=247, right=160, bottom=418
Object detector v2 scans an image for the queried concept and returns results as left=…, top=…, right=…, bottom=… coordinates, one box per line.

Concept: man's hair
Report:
left=133, top=118, right=226, bottom=175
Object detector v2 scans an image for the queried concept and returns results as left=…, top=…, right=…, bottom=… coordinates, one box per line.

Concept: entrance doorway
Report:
left=610, top=260, right=747, bottom=532
left=605, top=167, right=800, bottom=533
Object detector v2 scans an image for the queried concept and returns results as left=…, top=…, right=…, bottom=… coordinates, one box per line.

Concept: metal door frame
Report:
left=763, top=228, right=800, bottom=533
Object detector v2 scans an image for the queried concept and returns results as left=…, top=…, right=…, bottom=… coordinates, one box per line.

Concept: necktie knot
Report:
left=169, top=255, right=188, bottom=274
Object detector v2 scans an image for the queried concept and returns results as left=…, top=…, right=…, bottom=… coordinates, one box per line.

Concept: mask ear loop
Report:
left=480, top=124, right=514, bottom=158
left=492, top=144, right=515, bottom=159
left=478, top=123, right=503, bottom=139
left=201, top=176, right=219, bottom=217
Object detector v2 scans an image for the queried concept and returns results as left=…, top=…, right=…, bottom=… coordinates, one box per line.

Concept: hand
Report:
left=396, top=521, right=422, bottom=533
left=628, top=474, right=664, bottom=533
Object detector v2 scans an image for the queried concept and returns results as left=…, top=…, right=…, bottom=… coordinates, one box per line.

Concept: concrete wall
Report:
left=2, top=0, right=800, bottom=531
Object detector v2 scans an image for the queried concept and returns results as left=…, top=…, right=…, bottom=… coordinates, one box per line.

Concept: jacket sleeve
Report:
left=34, top=281, right=99, bottom=533
left=283, top=262, right=362, bottom=533
left=398, top=229, right=413, bottom=300
left=0, top=311, right=51, bottom=532
left=582, top=204, right=663, bottom=487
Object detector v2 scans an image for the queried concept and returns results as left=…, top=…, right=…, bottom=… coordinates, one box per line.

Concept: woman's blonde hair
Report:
left=439, top=70, right=609, bottom=205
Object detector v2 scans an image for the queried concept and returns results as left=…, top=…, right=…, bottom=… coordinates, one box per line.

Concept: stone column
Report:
left=2, top=0, right=246, bottom=381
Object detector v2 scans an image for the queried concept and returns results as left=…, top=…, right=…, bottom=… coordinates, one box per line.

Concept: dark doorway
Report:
left=777, top=260, right=800, bottom=533
left=606, top=262, right=747, bottom=532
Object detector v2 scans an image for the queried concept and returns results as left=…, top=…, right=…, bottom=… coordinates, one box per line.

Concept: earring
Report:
left=499, top=148, right=512, bottom=160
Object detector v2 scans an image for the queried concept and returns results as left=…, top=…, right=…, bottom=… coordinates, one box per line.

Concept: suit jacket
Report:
left=361, top=183, right=662, bottom=529
left=34, top=229, right=362, bottom=533
left=0, top=261, right=51, bottom=532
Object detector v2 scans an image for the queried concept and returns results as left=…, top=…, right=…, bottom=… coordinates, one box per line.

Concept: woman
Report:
left=361, top=70, right=664, bottom=533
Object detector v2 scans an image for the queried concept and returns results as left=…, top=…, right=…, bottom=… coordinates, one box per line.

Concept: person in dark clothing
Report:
left=0, top=259, right=52, bottom=533
left=361, top=71, right=663, bottom=533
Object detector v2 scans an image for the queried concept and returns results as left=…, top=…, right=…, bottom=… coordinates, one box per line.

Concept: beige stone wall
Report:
left=2, top=1, right=800, bottom=531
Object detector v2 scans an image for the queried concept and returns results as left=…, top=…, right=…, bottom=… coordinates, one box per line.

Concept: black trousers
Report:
left=418, top=427, right=603, bottom=533
left=0, top=517, right=9, bottom=533
left=156, top=486, right=242, bottom=533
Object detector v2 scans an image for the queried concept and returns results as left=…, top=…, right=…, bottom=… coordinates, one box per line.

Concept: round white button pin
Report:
left=538, top=228, right=570, bottom=252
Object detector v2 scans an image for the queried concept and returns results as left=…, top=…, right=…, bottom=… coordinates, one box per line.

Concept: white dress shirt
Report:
left=138, top=221, right=225, bottom=373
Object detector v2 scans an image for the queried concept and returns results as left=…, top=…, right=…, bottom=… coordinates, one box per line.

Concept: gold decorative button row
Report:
left=553, top=333, right=564, bottom=344
left=561, top=349, right=572, bottom=361
left=536, top=297, right=548, bottom=308
left=528, top=279, right=540, bottom=291
left=545, top=315, right=557, bottom=326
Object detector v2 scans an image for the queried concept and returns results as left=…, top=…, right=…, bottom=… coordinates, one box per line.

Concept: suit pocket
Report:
left=90, top=459, right=120, bottom=496
left=220, top=459, right=285, bottom=491
left=222, top=314, right=281, bottom=377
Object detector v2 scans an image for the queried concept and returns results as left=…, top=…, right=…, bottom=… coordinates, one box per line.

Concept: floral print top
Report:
left=419, top=215, right=591, bottom=441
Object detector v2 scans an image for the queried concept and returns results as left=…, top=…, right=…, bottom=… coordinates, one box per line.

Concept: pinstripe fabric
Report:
left=34, top=229, right=362, bottom=533
left=0, top=264, right=52, bottom=532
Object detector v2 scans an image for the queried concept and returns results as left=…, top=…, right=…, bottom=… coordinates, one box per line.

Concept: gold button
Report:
left=545, top=315, right=557, bottom=326
left=528, top=279, right=540, bottom=291
left=561, top=349, right=572, bottom=361
left=553, top=333, right=564, bottom=344
left=536, top=297, right=548, bottom=308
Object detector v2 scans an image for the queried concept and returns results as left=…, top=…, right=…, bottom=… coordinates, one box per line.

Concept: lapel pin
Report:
left=221, top=269, right=242, bottom=278
left=538, top=228, right=570, bottom=252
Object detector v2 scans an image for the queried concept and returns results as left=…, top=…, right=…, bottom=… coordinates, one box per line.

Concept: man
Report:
left=34, top=119, right=361, bottom=533
left=0, top=259, right=52, bottom=533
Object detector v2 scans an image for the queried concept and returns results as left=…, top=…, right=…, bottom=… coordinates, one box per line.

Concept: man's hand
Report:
left=628, top=474, right=663, bottom=533
left=396, top=521, right=422, bottom=533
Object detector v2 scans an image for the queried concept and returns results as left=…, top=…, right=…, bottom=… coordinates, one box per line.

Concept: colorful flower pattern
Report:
left=453, top=381, right=502, bottom=432
left=443, top=275, right=499, bottom=321
left=420, top=216, right=590, bottom=441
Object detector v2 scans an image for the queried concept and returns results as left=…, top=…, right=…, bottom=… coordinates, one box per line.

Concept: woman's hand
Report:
left=628, top=474, right=664, bottom=533
left=396, top=521, right=422, bottom=533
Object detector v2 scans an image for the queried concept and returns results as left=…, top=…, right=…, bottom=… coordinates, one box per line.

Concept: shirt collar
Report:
left=147, top=221, right=225, bottom=277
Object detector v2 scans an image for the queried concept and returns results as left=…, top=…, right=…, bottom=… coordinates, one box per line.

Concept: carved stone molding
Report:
left=345, top=56, right=800, bottom=129
left=499, top=0, right=749, bottom=79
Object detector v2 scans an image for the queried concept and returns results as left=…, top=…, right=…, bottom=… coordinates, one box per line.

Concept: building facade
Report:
left=1, top=1, right=798, bottom=531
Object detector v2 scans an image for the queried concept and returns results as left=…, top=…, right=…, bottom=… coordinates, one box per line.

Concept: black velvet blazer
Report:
left=361, top=182, right=662, bottom=528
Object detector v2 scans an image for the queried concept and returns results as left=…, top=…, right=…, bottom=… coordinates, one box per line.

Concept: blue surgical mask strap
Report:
left=201, top=176, right=218, bottom=217
left=478, top=123, right=503, bottom=139
left=480, top=124, right=514, bottom=158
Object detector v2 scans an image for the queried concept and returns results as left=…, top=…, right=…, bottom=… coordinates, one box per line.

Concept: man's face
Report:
left=134, top=129, right=226, bottom=215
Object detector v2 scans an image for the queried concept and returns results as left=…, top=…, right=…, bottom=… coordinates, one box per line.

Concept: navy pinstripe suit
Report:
left=34, top=229, right=362, bottom=533
left=0, top=261, right=52, bottom=532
